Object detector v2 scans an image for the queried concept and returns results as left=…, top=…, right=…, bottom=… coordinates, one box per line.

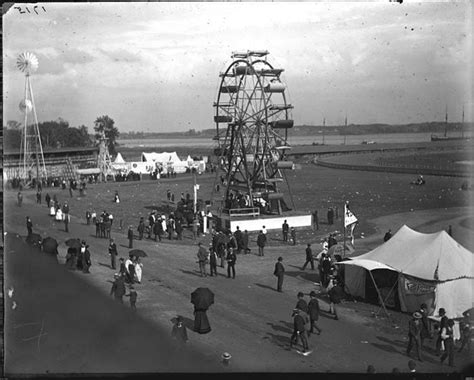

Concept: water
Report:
left=117, top=132, right=471, bottom=149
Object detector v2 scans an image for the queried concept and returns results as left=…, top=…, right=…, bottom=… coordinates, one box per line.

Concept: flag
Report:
left=344, top=202, right=358, bottom=246
left=344, top=202, right=358, bottom=228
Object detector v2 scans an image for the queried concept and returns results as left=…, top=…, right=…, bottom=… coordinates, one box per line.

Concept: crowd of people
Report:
left=405, top=305, right=472, bottom=368
left=17, top=180, right=471, bottom=371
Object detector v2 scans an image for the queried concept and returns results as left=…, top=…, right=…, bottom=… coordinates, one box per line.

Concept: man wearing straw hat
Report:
left=221, top=352, right=231, bottom=366
left=406, top=311, right=423, bottom=362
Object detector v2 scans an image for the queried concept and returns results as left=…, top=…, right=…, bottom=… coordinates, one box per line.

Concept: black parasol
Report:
left=191, top=287, right=214, bottom=310
left=129, top=249, right=147, bottom=258
left=25, top=233, right=42, bottom=247
left=42, top=236, right=59, bottom=255
left=65, top=238, right=82, bottom=250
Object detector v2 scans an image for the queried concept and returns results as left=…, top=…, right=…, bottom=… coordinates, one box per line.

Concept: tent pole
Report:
left=343, top=202, right=346, bottom=258
left=368, top=270, right=391, bottom=322
left=375, top=280, right=398, bottom=318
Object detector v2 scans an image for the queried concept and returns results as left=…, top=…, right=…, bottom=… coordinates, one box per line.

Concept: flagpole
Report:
left=343, top=202, right=346, bottom=258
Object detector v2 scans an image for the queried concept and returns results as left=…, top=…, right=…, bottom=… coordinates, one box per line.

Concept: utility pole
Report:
left=193, top=172, right=199, bottom=214
left=343, top=113, right=347, bottom=145
left=444, top=105, right=448, bottom=137
left=322, top=117, right=326, bottom=145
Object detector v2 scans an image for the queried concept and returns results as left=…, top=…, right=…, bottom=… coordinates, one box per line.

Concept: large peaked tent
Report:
left=339, top=225, right=473, bottom=318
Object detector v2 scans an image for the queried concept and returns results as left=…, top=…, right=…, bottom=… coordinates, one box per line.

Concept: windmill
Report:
left=17, top=51, right=47, bottom=186
left=97, top=130, right=113, bottom=182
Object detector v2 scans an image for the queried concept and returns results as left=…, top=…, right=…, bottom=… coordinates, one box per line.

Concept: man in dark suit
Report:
left=242, top=230, right=250, bottom=254
left=128, top=226, right=134, bottom=248
left=26, top=216, right=33, bottom=236
left=233, top=226, right=243, bottom=254
left=197, top=242, right=208, bottom=277
left=108, top=238, right=118, bottom=270
left=295, top=292, right=308, bottom=313
left=435, top=308, right=449, bottom=355
left=257, top=230, right=266, bottom=256
left=226, top=247, right=236, bottom=279
left=82, top=243, right=92, bottom=273
left=302, top=243, right=315, bottom=270
left=137, top=218, right=145, bottom=240
left=312, top=210, right=319, bottom=230
left=384, top=229, right=392, bottom=242
left=290, top=308, right=311, bottom=355
left=282, top=220, right=289, bottom=243
left=274, top=257, right=285, bottom=292
left=308, top=291, right=322, bottom=335
left=110, top=274, right=126, bottom=303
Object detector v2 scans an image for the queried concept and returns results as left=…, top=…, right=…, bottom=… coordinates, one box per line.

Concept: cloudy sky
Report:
left=3, top=1, right=472, bottom=133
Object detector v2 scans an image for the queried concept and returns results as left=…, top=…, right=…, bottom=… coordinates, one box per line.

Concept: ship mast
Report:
left=444, top=105, right=448, bottom=137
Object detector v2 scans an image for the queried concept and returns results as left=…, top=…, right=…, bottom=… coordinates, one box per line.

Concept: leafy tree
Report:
left=4, top=118, right=93, bottom=150
left=4, top=120, right=22, bottom=150
left=94, top=115, right=119, bottom=156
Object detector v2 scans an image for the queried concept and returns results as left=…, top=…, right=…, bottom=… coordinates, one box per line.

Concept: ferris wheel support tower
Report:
left=17, top=52, right=47, bottom=186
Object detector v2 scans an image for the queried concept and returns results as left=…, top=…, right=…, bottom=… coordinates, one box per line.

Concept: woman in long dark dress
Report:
left=76, top=244, right=84, bottom=271
left=65, top=247, right=77, bottom=270
left=194, top=307, right=211, bottom=334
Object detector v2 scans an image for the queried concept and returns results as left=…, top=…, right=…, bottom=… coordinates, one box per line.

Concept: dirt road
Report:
left=4, top=186, right=473, bottom=374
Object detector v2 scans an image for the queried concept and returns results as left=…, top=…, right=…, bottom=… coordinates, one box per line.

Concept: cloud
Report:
left=99, top=48, right=142, bottom=63
left=2, top=1, right=471, bottom=132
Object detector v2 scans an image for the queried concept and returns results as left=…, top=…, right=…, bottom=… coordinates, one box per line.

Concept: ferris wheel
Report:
left=213, top=50, right=295, bottom=215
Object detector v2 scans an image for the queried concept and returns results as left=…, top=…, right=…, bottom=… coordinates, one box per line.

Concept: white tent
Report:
left=114, top=152, right=126, bottom=164
left=338, top=225, right=473, bottom=318
left=141, top=151, right=181, bottom=164
left=141, top=151, right=188, bottom=174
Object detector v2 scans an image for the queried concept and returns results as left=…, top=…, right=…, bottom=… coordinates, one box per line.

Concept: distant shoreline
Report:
left=118, top=122, right=474, bottom=140
left=116, top=137, right=471, bottom=162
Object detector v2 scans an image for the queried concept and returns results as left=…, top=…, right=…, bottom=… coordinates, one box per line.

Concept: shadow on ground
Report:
left=4, top=232, right=220, bottom=374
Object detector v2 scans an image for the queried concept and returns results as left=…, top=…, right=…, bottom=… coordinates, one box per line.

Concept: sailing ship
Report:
left=431, top=105, right=470, bottom=141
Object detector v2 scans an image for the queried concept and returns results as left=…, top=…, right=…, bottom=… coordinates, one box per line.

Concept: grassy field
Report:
left=9, top=151, right=471, bottom=249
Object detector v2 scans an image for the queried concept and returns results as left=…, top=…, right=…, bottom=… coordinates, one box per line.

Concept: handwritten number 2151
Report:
left=14, top=6, right=46, bottom=15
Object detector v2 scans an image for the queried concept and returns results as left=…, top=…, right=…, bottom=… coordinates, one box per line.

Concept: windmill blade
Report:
left=17, top=52, right=39, bottom=75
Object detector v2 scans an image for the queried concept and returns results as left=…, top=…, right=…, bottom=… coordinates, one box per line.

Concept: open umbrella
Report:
left=65, top=238, right=82, bottom=250
left=129, top=249, right=147, bottom=258
left=25, top=233, right=42, bottom=247
left=327, top=243, right=353, bottom=259
left=191, top=287, right=214, bottom=310
left=42, top=237, right=59, bottom=255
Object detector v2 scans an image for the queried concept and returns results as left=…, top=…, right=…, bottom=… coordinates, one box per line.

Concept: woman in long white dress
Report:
left=55, top=208, right=63, bottom=221
left=134, top=258, right=143, bottom=283
left=49, top=205, right=56, bottom=216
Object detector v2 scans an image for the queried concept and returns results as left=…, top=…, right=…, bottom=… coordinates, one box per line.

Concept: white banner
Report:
left=344, top=203, right=358, bottom=227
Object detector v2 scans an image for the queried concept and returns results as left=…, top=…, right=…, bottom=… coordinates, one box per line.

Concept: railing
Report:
left=315, top=156, right=469, bottom=177
left=226, top=207, right=260, bottom=218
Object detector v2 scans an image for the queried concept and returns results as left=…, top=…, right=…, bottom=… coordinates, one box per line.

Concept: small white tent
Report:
left=114, top=152, right=126, bottom=164
left=339, top=225, right=473, bottom=318
left=112, top=152, right=129, bottom=171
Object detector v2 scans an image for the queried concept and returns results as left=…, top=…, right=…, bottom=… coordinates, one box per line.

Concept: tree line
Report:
left=3, top=115, right=119, bottom=156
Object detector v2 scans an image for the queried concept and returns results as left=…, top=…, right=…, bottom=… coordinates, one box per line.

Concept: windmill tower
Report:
left=17, top=52, right=47, bottom=186
left=97, top=130, right=113, bottom=182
